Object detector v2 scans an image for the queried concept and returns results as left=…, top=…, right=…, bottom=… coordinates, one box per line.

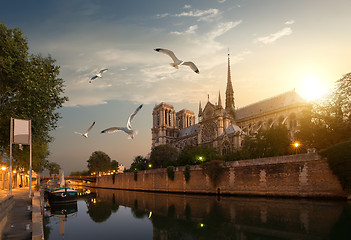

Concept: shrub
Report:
left=134, top=171, right=138, bottom=181
left=184, top=165, right=190, bottom=182
left=202, top=160, right=225, bottom=187
left=320, top=140, right=351, bottom=193
left=167, top=166, right=175, bottom=181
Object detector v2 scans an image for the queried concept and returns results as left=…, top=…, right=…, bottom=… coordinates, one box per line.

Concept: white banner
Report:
left=13, top=118, right=30, bottom=145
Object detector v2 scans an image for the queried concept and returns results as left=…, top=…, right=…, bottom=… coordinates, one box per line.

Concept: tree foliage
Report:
left=240, top=124, right=292, bottom=159
left=110, top=160, right=119, bottom=172
left=296, top=72, right=351, bottom=150
left=320, top=141, right=351, bottom=193
left=87, top=151, right=112, bottom=174
left=150, top=144, right=179, bottom=168
left=46, top=162, right=61, bottom=177
left=0, top=23, right=68, bottom=172
left=129, top=155, right=148, bottom=171
left=177, top=145, right=220, bottom=166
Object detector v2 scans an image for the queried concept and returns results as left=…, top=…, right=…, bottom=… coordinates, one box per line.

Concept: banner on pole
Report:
left=12, top=118, right=30, bottom=145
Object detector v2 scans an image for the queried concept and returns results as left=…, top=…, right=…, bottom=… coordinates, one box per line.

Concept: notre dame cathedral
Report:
left=151, top=54, right=308, bottom=155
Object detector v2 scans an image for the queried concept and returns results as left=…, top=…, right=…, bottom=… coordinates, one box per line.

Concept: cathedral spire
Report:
left=198, top=101, right=202, bottom=115
left=218, top=91, right=222, bottom=109
left=225, top=53, right=235, bottom=111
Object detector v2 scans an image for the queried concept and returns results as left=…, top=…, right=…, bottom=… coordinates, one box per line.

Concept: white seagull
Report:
left=154, top=48, right=199, bottom=74
left=101, top=104, right=143, bottom=139
left=89, top=68, right=108, bottom=83
left=73, top=121, right=95, bottom=138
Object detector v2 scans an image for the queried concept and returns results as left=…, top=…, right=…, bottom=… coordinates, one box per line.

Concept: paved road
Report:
left=0, top=188, right=33, bottom=240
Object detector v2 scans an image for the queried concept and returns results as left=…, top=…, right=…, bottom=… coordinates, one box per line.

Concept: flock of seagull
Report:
left=74, top=48, right=199, bottom=140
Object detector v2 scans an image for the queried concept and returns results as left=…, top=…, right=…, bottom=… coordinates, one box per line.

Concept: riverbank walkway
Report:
left=0, top=187, right=43, bottom=240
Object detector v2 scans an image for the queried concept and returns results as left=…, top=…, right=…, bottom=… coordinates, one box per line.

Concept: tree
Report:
left=0, top=23, right=68, bottom=172
left=150, top=144, right=179, bottom=168
left=46, top=162, right=60, bottom=177
left=111, top=160, right=119, bottom=172
left=87, top=151, right=111, bottom=174
left=177, top=145, right=220, bottom=166
left=241, top=124, right=292, bottom=159
left=129, top=155, right=148, bottom=171
left=296, top=72, right=351, bottom=150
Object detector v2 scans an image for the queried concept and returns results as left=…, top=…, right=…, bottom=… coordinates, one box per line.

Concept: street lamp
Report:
left=293, top=142, right=300, bottom=154
left=148, top=164, right=152, bottom=168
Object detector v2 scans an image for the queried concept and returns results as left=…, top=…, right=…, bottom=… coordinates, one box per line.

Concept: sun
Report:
left=297, top=76, right=327, bottom=101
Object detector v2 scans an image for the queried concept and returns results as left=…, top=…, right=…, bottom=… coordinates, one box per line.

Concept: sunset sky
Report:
left=1, top=0, right=350, bottom=174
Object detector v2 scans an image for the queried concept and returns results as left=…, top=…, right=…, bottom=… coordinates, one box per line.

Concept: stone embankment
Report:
left=96, top=153, right=346, bottom=199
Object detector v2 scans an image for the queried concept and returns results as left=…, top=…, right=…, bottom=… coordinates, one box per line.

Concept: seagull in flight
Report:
left=74, top=121, right=95, bottom=138
left=89, top=68, right=108, bottom=83
left=154, top=48, right=199, bottom=74
left=101, top=104, right=143, bottom=139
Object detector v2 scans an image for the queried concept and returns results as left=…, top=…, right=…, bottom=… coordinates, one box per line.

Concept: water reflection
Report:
left=44, top=188, right=351, bottom=239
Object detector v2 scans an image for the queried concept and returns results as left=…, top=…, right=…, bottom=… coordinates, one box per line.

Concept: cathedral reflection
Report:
left=82, top=188, right=349, bottom=240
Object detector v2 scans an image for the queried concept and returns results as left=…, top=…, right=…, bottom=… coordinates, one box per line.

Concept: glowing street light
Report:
left=148, top=164, right=152, bottom=168
left=293, top=142, right=300, bottom=154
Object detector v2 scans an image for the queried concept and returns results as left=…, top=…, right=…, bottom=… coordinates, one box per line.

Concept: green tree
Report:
left=129, top=155, right=147, bottom=171
left=87, top=151, right=111, bottom=174
left=177, top=145, right=220, bottom=166
left=296, top=72, right=351, bottom=150
left=0, top=23, right=68, bottom=172
left=46, top=162, right=60, bottom=177
left=241, top=124, right=291, bottom=158
left=150, top=144, right=179, bottom=168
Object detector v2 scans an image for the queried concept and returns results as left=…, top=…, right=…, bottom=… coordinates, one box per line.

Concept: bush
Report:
left=320, top=140, right=351, bottom=193
left=202, top=160, right=226, bottom=187
left=167, top=166, right=175, bottom=181
left=134, top=171, right=138, bottom=181
left=184, top=165, right=190, bottom=182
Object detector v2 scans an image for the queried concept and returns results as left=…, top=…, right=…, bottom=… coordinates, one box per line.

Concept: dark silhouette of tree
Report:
left=87, top=151, right=111, bottom=174
left=46, top=162, right=60, bottom=177
left=150, top=144, right=179, bottom=168
left=0, top=23, right=68, bottom=173
left=129, top=155, right=148, bottom=171
left=241, top=124, right=291, bottom=159
left=110, top=160, right=119, bottom=172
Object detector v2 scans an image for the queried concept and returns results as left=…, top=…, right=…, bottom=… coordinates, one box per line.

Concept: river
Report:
left=43, top=187, right=351, bottom=239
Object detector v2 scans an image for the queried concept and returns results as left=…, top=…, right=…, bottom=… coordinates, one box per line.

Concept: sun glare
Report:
left=297, top=76, right=327, bottom=101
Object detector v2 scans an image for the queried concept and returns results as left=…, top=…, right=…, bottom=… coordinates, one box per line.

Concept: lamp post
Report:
left=293, top=142, right=300, bottom=155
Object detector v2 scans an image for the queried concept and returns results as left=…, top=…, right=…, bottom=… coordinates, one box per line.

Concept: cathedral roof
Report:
left=220, top=124, right=246, bottom=137
left=235, top=90, right=307, bottom=121
left=178, top=124, right=198, bottom=138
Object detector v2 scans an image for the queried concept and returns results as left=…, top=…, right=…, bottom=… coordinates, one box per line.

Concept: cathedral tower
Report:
left=152, top=103, right=177, bottom=148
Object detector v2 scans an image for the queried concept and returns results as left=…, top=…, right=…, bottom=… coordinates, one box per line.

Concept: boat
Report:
left=47, top=187, right=77, bottom=204
left=46, top=170, right=77, bottom=204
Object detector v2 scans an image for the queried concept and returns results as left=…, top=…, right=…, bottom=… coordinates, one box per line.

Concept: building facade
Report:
left=151, top=55, right=308, bottom=154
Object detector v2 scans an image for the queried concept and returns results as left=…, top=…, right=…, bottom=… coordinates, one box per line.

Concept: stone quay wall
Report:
left=96, top=153, right=346, bottom=198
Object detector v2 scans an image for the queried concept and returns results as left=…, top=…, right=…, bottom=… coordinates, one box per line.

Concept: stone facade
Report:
left=151, top=54, right=308, bottom=154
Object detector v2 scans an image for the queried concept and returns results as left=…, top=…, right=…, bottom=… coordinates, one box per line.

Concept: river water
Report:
left=43, top=187, right=351, bottom=240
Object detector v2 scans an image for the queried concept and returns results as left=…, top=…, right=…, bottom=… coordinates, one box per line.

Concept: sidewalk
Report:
left=0, top=187, right=33, bottom=240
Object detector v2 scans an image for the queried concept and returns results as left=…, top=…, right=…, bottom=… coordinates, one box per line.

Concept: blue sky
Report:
left=2, top=0, right=351, bottom=173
